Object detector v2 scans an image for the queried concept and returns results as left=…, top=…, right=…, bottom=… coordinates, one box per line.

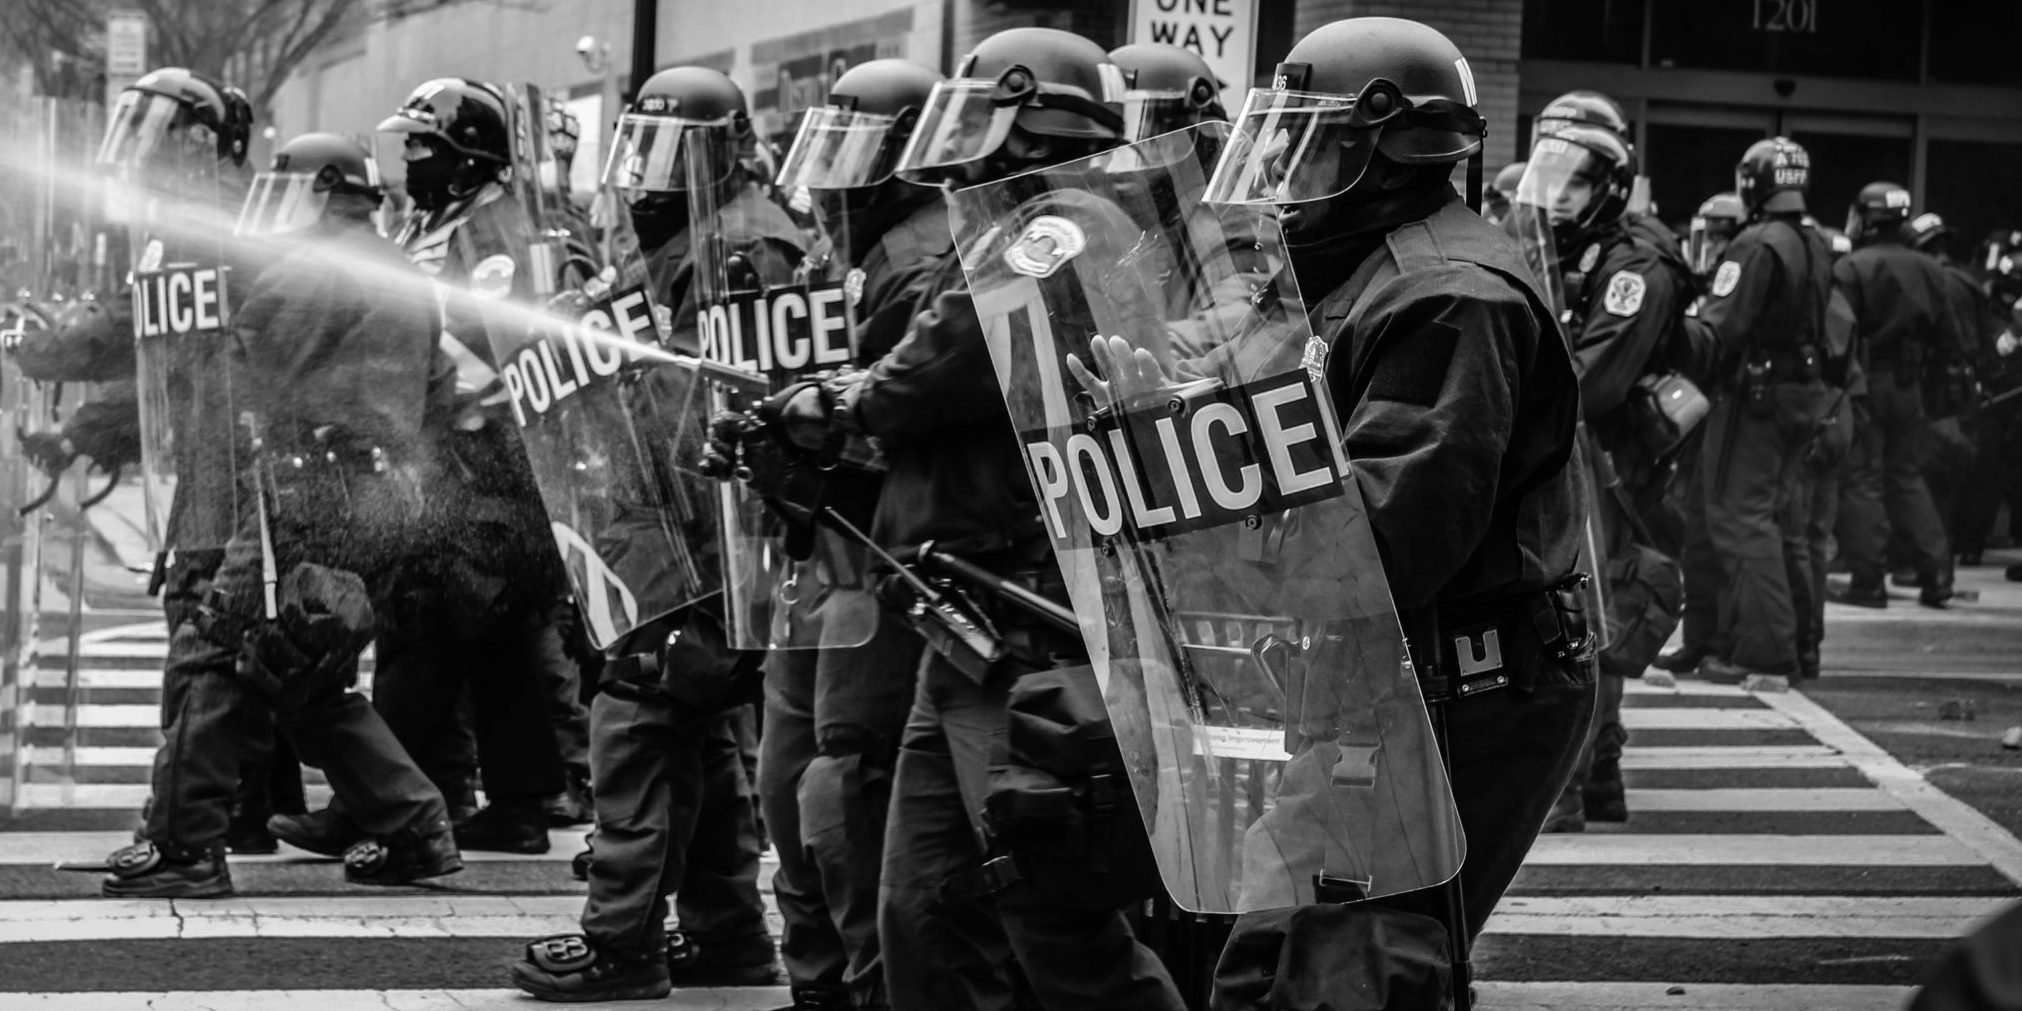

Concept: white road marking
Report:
left=1771, top=688, right=2022, bottom=887
left=1521, top=833, right=1988, bottom=866
left=1620, top=745, right=1844, bottom=769
left=1619, top=709, right=1799, bottom=730
left=1625, top=788, right=1903, bottom=812
left=1483, top=895, right=2010, bottom=938
left=0, top=990, right=792, bottom=1010
left=1475, top=982, right=1915, bottom=1011
left=1625, top=681, right=1752, bottom=698
left=0, top=829, right=591, bottom=865
left=0, top=895, right=583, bottom=943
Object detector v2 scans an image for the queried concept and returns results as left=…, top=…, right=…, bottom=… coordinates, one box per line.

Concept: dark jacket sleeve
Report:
left=850, top=280, right=1009, bottom=441
left=1697, top=233, right=1783, bottom=371
left=1572, top=244, right=1686, bottom=418
left=1336, top=266, right=1525, bottom=611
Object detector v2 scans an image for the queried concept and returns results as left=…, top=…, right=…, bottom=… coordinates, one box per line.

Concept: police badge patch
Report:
left=1711, top=260, right=1741, bottom=298
left=844, top=267, right=867, bottom=307
left=1603, top=270, right=1646, bottom=316
left=1003, top=215, right=1087, bottom=279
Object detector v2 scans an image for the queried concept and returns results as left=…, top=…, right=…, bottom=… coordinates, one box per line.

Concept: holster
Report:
left=1413, top=575, right=1595, bottom=703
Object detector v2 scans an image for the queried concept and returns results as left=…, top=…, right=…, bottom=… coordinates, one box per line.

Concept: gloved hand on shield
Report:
left=18, top=431, right=75, bottom=474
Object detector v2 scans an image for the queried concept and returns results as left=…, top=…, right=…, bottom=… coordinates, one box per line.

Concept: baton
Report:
left=1981, top=383, right=2022, bottom=411
left=80, top=466, right=121, bottom=509
left=918, top=549, right=1080, bottom=639
left=17, top=471, right=61, bottom=516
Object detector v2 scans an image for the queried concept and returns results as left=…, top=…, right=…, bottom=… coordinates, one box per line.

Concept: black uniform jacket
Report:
left=1834, top=238, right=1962, bottom=372
left=1307, top=189, right=1585, bottom=614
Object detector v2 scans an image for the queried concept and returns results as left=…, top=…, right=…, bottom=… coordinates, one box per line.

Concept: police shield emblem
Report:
left=948, top=124, right=1463, bottom=914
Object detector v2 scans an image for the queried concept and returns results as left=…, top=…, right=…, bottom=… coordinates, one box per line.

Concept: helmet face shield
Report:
left=98, top=90, right=216, bottom=183
left=1516, top=137, right=1609, bottom=229
left=1202, top=88, right=1378, bottom=206
left=1686, top=215, right=1735, bottom=276
left=236, top=172, right=329, bottom=236
left=603, top=113, right=735, bottom=196
left=776, top=105, right=906, bottom=190
left=1122, top=91, right=1211, bottom=142
left=893, top=79, right=1018, bottom=179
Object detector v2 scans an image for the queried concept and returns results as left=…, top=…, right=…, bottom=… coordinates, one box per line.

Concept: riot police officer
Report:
left=770, top=27, right=1189, bottom=1011
left=1197, top=16, right=1596, bottom=1005
left=757, top=57, right=944, bottom=1011
left=1518, top=110, right=1695, bottom=830
left=1486, top=160, right=1526, bottom=225
left=1686, top=193, right=1747, bottom=283
left=269, top=78, right=577, bottom=856
left=512, top=66, right=793, bottom=1003
left=1829, top=182, right=1964, bottom=609
left=1913, top=214, right=2014, bottom=567
left=1672, top=138, right=1836, bottom=684
left=106, top=127, right=461, bottom=896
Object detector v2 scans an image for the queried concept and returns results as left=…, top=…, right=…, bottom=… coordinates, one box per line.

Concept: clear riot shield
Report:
left=947, top=124, right=1464, bottom=914
left=1511, top=156, right=1613, bottom=648
left=103, top=92, right=246, bottom=556
left=484, top=197, right=723, bottom=650
left=684, top=126, right=873, bottom=652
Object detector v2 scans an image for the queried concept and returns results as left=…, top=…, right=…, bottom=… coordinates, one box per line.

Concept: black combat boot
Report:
left=343, top=818, right=462, bottom=886
left=513, top=933, right=671, bottom=1003
left=101, top=839, right=233, bottom=899
left=268, top=807, right=366, bottom=857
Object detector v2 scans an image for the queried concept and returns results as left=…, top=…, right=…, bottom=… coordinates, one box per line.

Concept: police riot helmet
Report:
left=1109, top=43, right=1225, bottom=141
left=545, top=97, right=580, bottom=167
left=378, top=78, right=512, bottom=164
left=1845, top=181, right=1913, bottom=246
left=603, top=66, right=751, bottom=198
left=1686, top=191, right=1746, bottom=276
left=236, top=132, right=382, bottom=236
left=1493, top=160, right=1528, bottom=201
left=1904, top=211, right=1950, bottom=254
left=776, top=59, right=943, bottom=191
left=1203, top=17, right=1485, bottom=206
left=377, top=78, right=512, bottom=209
left=98, top=67, right=253, bottom=175
left=1519, top=121, right=1634, bottom=248
left=1985, top=230, right=2022, bottom=301
left=1735, top=136, right=1809, bottom=216
left=1536, top=90, right=1630, bottom=142
left=893, top=27, right=1127, bottom=181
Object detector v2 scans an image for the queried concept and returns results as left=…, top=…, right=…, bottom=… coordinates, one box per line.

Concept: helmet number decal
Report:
left=1603, top=271, right=1646, bottom=317
left=1454, top=58, right=1477, bottom=107
left=1711, top=261, right=1742, bottom=298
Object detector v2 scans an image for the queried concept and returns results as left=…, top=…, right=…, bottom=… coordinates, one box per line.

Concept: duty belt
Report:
left=1421, top=575, right=1594, bottom=702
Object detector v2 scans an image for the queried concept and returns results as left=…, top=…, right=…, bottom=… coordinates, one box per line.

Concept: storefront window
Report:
left=1649, top=0, right=1920, bottom=81
left=1925, top=139, right=2022, bottom=257
left=1643, top=122, right=1767, bottom=230
left=1929, top=5, right=2022, bottom=87
left=1521, top=0, right=1644, bottom=64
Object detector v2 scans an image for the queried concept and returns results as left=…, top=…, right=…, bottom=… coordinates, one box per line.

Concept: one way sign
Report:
left=1129, top=0, right=1258, bottom=108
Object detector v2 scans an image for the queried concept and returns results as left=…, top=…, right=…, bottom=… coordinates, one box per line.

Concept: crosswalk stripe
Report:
left=22, top=746, right=159, bottom=768
left=1619, top=708, right=1798, bottom=730
left=1522, top=833, right=1988, bottom=866
left=1474, top=981, right=1916, bottom=1010
left=0, top=989, right=794, bottom=1010
left=19, top=704, right=164, bottom=729
left=1620, top=745, right=1844, bottom=769
left=1625, top=788, right=1904, bottom=811
left=0, top=830, right=592, bottom=865
left=1482, top=895, right=2009, bottom=938
left=1624, top=681, right=1752, bottom=697
left=0, top=895, right=585, bottom=943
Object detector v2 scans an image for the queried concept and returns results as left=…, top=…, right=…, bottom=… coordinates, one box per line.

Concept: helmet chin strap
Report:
left=1465, top=147, right=1483, bottom=214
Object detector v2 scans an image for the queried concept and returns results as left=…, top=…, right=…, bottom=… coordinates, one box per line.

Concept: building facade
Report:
left=268, top=0, right=2022, bottom=243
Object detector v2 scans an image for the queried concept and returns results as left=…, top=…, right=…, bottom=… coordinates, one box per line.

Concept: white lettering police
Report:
left=699, top=283, right=851, bottom=377
left=1026, top=371, right=1345, bottom=542
left=132, top=266, right=228, bottom=338
left=501, top=285, right=658, bottom=428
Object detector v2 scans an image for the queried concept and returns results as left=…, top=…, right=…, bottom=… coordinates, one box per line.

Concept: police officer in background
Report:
left=108, top=130, right=461, bottom=896
left=1201, top=17, right=1594, bottom=1004
left=770, top=27, right=1190, bottom=1011
left=1669, top=138, right=1836, bottom=685
left=1519, top=111, right=1695, bottom=831
left=1829, top=182, right=1963, bottom=609
left=512, top=66, right=794, bottom=1003
left=270, top=78, right=576, bottom=857
left=755, top=57, right=944, bottom=1011
left=1905, top=212, right=2004, bottom=567
left=1684, top=193, right=1747, bottom=284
